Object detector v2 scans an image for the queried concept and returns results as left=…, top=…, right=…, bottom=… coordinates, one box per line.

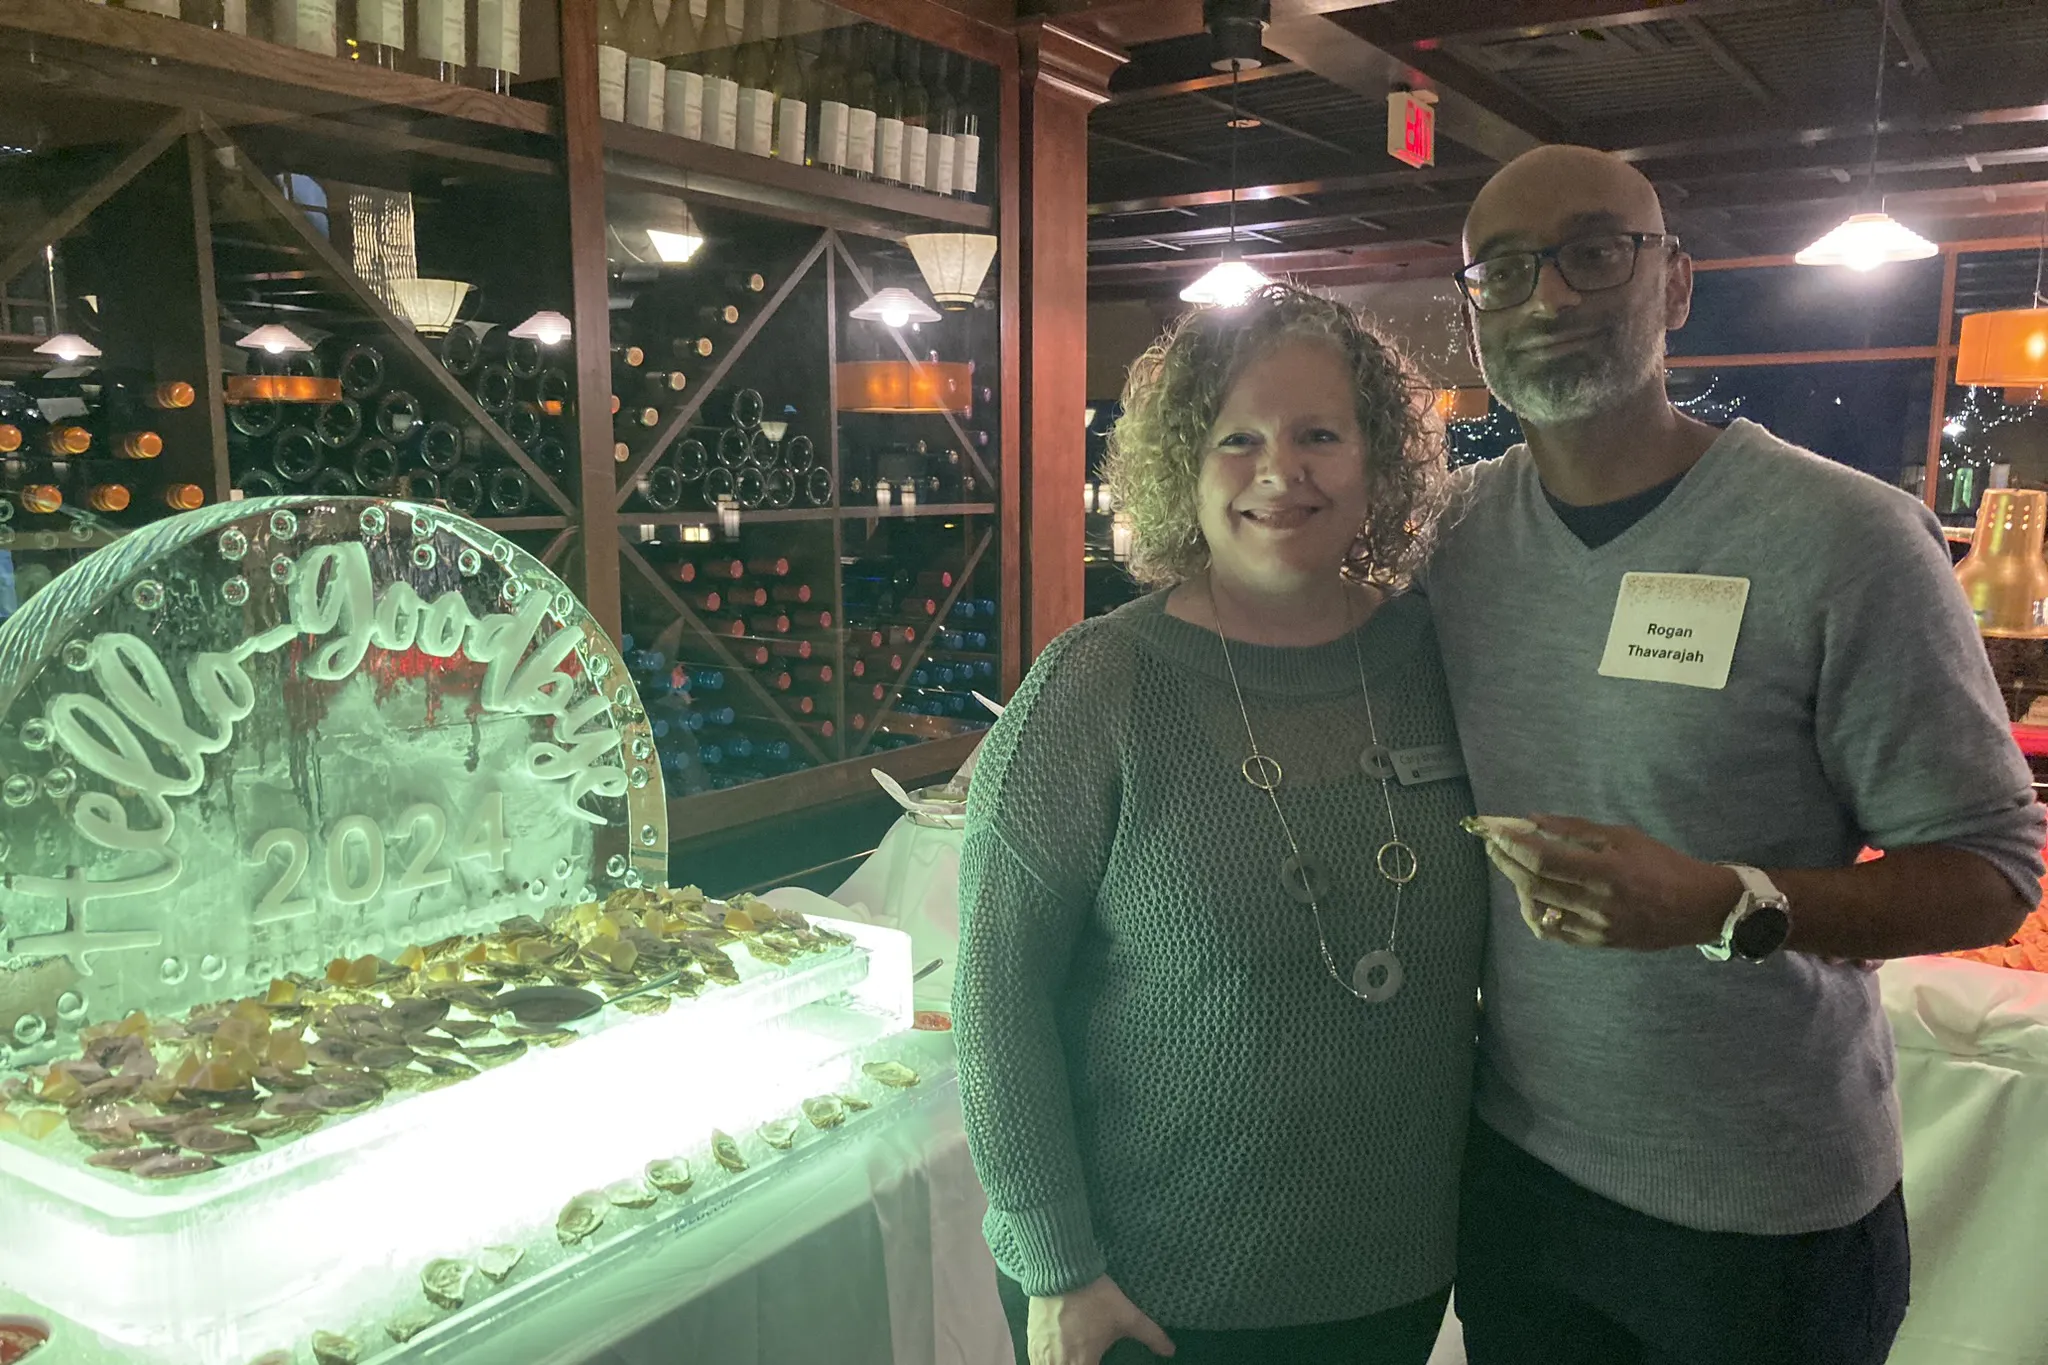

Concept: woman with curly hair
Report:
left=955, top=284, right=1491, bottom=1365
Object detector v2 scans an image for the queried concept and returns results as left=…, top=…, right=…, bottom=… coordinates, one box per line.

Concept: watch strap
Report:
left=1698, top=864, right=1785, bottom=962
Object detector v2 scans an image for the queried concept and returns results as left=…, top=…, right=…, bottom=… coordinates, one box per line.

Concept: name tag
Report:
left=1392, top=743, right=1466, bottom=786
left=1597, top=572, right=1749, bottom=690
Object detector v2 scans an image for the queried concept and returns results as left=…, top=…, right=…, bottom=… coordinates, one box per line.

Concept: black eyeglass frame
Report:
left=1454, top=232, right=1683, bottom=312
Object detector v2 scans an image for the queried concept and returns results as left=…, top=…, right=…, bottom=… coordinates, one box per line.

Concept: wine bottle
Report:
left=311, top=467, right=359, bottom=496
left=505, top=401, right=544, bottom=449
left=416, top=0, right=466, bottom=82
left=480, top=325, right=545, bottom=380
left=789, top=662, right=833, bottom=686
left=597, top=0, right=630, bottom=121
left=763, top=466, right=796, bottom=508
left=271, top=426, right=323, bottom=484
left=182, top=0, right=248, bottom=34
left=352, top=0, right=406, bottom=68
left=686, top=555, right=746, bottom=580
left=637, top=463, right=686, bottom=511
left=714, top=427, right=749, bottom=468
left=673, top=335, right=716, bottom=363
left=143, top=380, right=197, bottom=411
left=813, top=23, right=850, bottom=172
left=536, top=366, right=573, bottom=413
left=623, top=0, right=666, bottom=130
left=801, top=464, right=833, bottom=507
left=475, top=0, right=521, bottom=90
left=844, top=26, right=877, bottom=178
left=487, top=466, right=531, bottom=515
left=42, top=422, right=92, bottom=458
left=724, top=583, right=769, bottom=608
left=326, top=341, right=387, bottom=399
left=699, top=303, right=741, bottom=327
left=315, top=399, right=363, bottom=449
left=734, top=465, right=766, bottom=509
left=767, top=581, right=814, bottom=604
left=353, top=439, right=399, bottom=489
left=899, top=38, right=929, bottom=189
left=733, top=0, right=774, bottom=156
left=726, top=269, right=768, bottom=295
left=374, top=389, right=423, bottom=442
left=419, top=421, right=464, bottom=472
left=660, top=0, right=706, bottom=139
left=675, top=436, right=710, bottom=481
left=771, top=0, right=807, bottom=163
left=81, top=479, right=131, bottom=515
left=474, top=363, right=516, bottom=416
left=781, top=432, right=814, bottom=470
left=619, top=403, right=662, bottom=430
left=439, top=326, right=483, bottom=377
left=699, top=0, right=741, bottom=148
left=953, top=55, right=980, bottom=199
left=873, top=29, right=904, bottom=184
left=533, top=436, right=571, bottom=480
left=925, top=46, right=956, bottom=196
left=646, top=370, right=688, bottom=394
left=612, top=343, right=647, bottom=370
left=162, top=483, right=206, bottom=511
left=235, top=468, right=286, bottom=499
left=442, top=465, right=485, bottom=515
left=271, top=0, right=337, bottom=55
left=701, top=465, right=736, bottom=506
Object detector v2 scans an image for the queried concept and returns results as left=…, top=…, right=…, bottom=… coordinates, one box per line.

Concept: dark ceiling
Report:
left=1063, top=0, right=2048, bottom=299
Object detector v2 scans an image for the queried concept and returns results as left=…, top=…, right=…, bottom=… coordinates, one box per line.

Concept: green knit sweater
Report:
left=955, top=591, right=1489, bottom=1331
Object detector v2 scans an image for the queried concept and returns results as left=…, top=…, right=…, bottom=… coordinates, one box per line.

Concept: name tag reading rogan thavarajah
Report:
left=1597, top=572, right=1750, bottom=690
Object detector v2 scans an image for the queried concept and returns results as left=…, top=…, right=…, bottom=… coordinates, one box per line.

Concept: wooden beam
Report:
left=185, top=132, right=231, bottom=506
left=1880, top=0, right=1933, bottom=76
left=0, top=113, right=191, bottom=292
left=1188, top=92, right=1360, bottom=157
left=1351, top=0, right=1797, bottom=49
left=999, top=26, right=1026, bottom=698
left=1673, top=15, right=1774, bottom=103
left=1108, top=62, right=1304, bottom=105
left=1092, top=162, right=1488, bottom=216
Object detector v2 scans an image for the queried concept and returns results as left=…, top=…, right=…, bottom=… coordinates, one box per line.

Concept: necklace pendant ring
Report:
left=1376, top=838, right=1419, bottom=886
left=1241, top=753, right=1283, bottom=792
left=1352, top=949, right=1404, bottom=1003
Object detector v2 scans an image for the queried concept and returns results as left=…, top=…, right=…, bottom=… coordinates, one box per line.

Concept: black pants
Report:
left=998, top=1274, right=1449, bottom=1365
left=1457, top=1119, right=1910, bottom=1365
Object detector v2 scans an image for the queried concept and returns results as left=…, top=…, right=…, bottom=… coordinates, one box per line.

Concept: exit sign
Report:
left=1388, top=89, right=1437, bottom=168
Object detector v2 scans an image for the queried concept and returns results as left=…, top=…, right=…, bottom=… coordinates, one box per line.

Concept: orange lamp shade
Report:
left=1434, top=388, right=1491, bottom=423
left=1956, top=309, right=2048, bottom=387
left=835, top=361, right=973, bottom=415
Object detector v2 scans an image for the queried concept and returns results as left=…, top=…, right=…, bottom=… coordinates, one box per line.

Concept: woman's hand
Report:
left=1027, top=1275, right=1176, bottom=1365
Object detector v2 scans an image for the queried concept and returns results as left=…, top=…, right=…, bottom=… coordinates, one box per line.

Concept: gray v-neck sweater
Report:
left=1424, top=419, right=2044, bottom=1235
left=955, top=592, right=1490, bottom=1328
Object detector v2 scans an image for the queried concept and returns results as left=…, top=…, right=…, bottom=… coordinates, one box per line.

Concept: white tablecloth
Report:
left=430, top=1074, right=1012, bottom=1365
left=1881, top=956, right=2048, bottom=1365
left=833, top=818, right=968, bottom=1013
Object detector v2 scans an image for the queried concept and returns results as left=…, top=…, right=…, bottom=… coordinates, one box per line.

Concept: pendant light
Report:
left=1796, top=7, right=1936, bottom=270
left=34, top=244, right=100, bottom=362
left=904, top=233, right=999, bottom=310
left=849, top=287, right=941, bottom=328
left=510, top=310, right=573, bottom=345
left=1181, top=57, right=1272, bottom=307
left=1955, top=209, right=2048, bottom=388
left=235, top=323, right=313, bottom=355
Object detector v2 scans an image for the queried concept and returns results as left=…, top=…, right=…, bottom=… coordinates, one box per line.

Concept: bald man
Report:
left=1420, top=146, right=2043, bottom=1363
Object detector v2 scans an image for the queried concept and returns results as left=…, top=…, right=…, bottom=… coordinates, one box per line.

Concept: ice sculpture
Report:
left=0, top=498, right=667, bottom=1068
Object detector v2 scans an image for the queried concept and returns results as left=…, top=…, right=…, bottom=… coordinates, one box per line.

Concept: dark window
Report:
left=1670, top=260, right=1944, bottom=357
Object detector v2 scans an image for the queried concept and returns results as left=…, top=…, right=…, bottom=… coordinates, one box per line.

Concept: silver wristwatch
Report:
left=1699, top=864, right=1793, bottom=963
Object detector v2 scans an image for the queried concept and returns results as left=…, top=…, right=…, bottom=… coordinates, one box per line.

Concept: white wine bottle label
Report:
left=903, top=124, right=929, bottom=189
left=598, top=45, right=629, bottom=121
left=417, top=0, right=465, bottom=64
left=626, top=56, right=666, bottom=129
left=954, top=131, right=980, bottom=196
left=876, top=116, right=905, bottom=183
left=775, top=97, right=807, bottom=162
left=126, top=0, right=178, bottom=16
left=271, top=0, right=336, bottom=55
left=666, top=69, right=706, bottom=139
left=706, top=77, right=742, bottom=149
left=847, top=107, right=877, bottom=176
left=220, top=0, right=247, bottom=31
left=927, top=131, right=955, bottom=195
left=736, top=87, right=775, bottom=157
left=818, top=100, right=850, bottom=169
left=355, top=0, right=404, bottom=48
left=476, top=0, right=521, bottom=74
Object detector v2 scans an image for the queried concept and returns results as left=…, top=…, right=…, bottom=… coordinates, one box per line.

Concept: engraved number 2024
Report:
left=250, top=794, right=513, bottom=920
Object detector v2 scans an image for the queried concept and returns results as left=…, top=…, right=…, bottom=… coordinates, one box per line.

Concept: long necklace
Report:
left=1209, top=582, right=1416, bottom=1004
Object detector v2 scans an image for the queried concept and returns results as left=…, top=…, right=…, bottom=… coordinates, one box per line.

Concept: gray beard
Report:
left=1481, top=316, right=1667, bottom=427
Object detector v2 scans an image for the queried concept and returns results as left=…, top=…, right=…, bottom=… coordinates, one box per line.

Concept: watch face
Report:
left=1733, top=903, right=1792, bottom=960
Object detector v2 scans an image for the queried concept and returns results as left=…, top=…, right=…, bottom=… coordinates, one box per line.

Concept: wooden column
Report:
left=558, top=0, right=624, bottom=641
left=1018, top=22, right=1124, bottom=661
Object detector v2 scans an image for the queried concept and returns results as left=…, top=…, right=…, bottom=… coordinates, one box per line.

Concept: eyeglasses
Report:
left=1455, top=232, right=1681, bottom=313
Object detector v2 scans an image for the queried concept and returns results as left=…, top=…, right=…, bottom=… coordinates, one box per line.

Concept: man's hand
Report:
left=1028, top=1276, right=1176, bottom=1365
left=1479, top=814, right=1741, bottom=952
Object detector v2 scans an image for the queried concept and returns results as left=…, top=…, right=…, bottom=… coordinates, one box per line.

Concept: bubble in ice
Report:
left=553, top=858, right=572, bottom=880
left=2, top=774, right=35, bottom=808
left=68, top=521, right=93, bottom=543
left=553, top=590, right=576, bottom=619
left=159, top=957, right=189, bottom=986
left=631, top=736, right=652, bottom=761
left=490, top=541, right=514, bottom=565
left=20, top=717, right=52, bottom=751
left=130, top=579, right=166, bottom=612
left=502, top=577, right=527, bottom=604
left=0, top=501, right=12, bottom=524
left=410, top=511, right=436, bottom=538
left=199, top=954, right=227, bottom=982
left=269, top=509, right=299, bottom=540
left=457, top=546, right=483, bottom=576
left=61, top=639, right=92, bottom=671
left=55, top=991, right=86, bottom=1022
left=623, top=869, right=644, bottom=888
left=638, top=824, right=659, bottom=847
left=612, top=685, right=634, bottom=708
left=605, top=854, right=628, bottom=879
left=358, top=505, right=388, bottom=537
left=217, top=528, right=249, bottom=560
left=0, top=527, right=14, bottom=548
left=413, top=543, right=438, bottom=571
left=222, top=576, right=250, bottom=606
left=588, top=652, right=611, bottom=678
left=13, top=1014, right=47, bottom=1046
left=269, top=554, right=296, bottom=584
left=629, top=766, right=649, bottom=789
left=42, top=766, right=76, bottom=799
left=526, top=879, right=549, bottom=901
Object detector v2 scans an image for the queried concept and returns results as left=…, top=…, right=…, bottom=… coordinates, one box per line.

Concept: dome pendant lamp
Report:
left=1796, top=6, right=1936, bottom=271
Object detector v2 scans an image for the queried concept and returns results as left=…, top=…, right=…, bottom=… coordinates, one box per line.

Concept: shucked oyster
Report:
left=421, top=1258, right=472, bottom=1310
left=557, top=1192, right=607, bottom=1245
left=759, top=1118, right=800, bottom=1151
left=802, top=1095, right=846, bottom=1130
left=311, top=1330, right=361, bottom=1365
left=646, top=1158, right=693, bottom=1194
left=711, top=1129, right=748, bottom=1173
left=605, top=1178, right=657, bottom=1209
left=476, top=1244, right=524, bottom=1283
left=862, top=1061, right=920, bottom=1089
left=386, top=1307, right=438, bottom=1344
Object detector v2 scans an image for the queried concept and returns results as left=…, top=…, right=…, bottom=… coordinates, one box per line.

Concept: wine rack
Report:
left=0, top=0, right=1020, bottom=842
